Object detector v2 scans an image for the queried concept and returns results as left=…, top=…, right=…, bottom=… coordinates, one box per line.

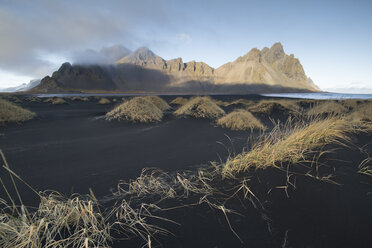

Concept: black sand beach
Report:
left=0, top=95, right=371, bottom=248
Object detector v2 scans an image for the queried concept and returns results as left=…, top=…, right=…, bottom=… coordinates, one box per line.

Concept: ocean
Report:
left=261, top=92, right=372, bottom=100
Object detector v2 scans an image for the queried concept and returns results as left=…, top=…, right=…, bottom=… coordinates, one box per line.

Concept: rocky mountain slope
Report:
left=0, top=79, right=41, bottom=92
left=32, top=43, right=319, bottom=93
left=215, top=43, right=317, bottom=90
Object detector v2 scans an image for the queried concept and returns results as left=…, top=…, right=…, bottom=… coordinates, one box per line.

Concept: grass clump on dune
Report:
left=247, top=99, right=300, bottom=115
left=25, top=96, right=41, bottom=102
left=217, top=109, right=265, bottom=131
left=106, top=97, right=163, bottom=123
left=71, top=96, right=89, bottom=102
left=43, top=98, right=66, bottom=105
left=98, top=97, right=111, bottom=104
left=0, top=193, right=111, bottom=248
left=349, top=102, right=372, bottom=121
left=174, top=96, right=225, bottom=119
left=222, top=117, right=354, bottom=177
left=144, top=96, right=170, bottom=111
left=306, top=101, right=348, bottom=117
left=170, top=97, right=188, bottom=106
left=0, top=98, right=35, bottom=124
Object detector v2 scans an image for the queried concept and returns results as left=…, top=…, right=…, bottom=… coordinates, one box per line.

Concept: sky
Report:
left=0, top=0, right=371, bottom=92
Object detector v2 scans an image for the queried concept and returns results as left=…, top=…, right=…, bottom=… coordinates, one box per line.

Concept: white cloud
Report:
left=176, top=33, right=192, bottom=44
left=0, top=0, right=170, bottom=86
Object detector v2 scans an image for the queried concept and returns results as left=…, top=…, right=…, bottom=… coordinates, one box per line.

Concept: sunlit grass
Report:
left=217, top=109, right=265, bottom=131
left=222, top=117, right=355, bottom=177
left=174, top=96, right=225, bottom=119
left=0, top=98, right=35, bottom=124
left=144, top=96, right=170, bottom=111
left=106, top=97, right=163, bottom=123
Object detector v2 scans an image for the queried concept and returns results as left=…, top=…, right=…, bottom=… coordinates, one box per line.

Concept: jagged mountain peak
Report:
left=33, top=42, right=319, bottom=93
left=116, top=46, right=166, bottom=69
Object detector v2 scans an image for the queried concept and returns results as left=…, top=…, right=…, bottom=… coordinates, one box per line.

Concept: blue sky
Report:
left=0, top=0, right=371, bottom=91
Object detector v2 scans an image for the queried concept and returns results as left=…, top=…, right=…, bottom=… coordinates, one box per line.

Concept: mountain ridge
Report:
left=32, top=42, right=319, bottom=93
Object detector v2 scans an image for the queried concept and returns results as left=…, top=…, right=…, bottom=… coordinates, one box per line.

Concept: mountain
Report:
left=32, top=43, right=319, bottom=93
left=0, top=79, right=41, bottom=92
left=215, top=43, right=317, bottom=90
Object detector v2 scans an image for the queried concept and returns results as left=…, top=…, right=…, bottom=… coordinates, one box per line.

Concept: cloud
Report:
left=71, top=45, right=132, bottom=65
left=176, top=33, right=192, bottom=44
left=0, top=0, right=170, bottom=80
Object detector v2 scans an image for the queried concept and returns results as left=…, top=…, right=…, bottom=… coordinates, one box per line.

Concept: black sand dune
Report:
left=0, top=96, right=258, bottom=205
left=0, top=95, right=371, bottom=248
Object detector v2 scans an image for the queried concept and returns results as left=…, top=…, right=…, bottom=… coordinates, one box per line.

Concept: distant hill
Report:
left=32, top=43, right=319, bottom=93
left=1, top=79, right=41, bottom=92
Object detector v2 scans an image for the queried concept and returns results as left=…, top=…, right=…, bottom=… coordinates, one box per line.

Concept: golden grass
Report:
left=174, top=96, right=225, bottom=119
left=247, top=99, right=300, bottom=115
left=98, top=98, right=111, bottom=104
left=0, top=98, right=35, bottom=124
left=0, top=151, right=172, bottom=247
left=25, top=96, right=41, bottom=103
left=217, top=109, right=265, bottom=131
left=222, top=117, right=354, bottom=177
left=229, top=99, right=256, bottom=108
left=7, top=96, right=22, bottom=103
left=144, top=96, right=170, bottom=111
left=214, top=100, right=230, bottom=107
left=340, top=99, right=360, bottom=109
left=349, top=102, right=372, bottom=121
left=306, top=101, right=348, bottom=117
left=71, top=96, right=89, bottom=102
left=106, top=97, right=163, bottom=123
left=43, top=98, right=66, bottom=105
left=170, top=97, right=188, bottom=105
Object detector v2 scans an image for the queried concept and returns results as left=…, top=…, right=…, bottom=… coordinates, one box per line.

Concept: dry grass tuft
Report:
left=247, top=99, right=300, bottom=115
left=214, top=100, right=230, bottom=107
left=229, top=99, right=256, bottom=108
left=25, top=96, right=41, bottom=102
left=349, top=102, right=372, bottom=121
left=217, top=109, right=265, bottom=131
left=6, top=96, right=22, bottom=103
left=306, top=101, right=348, bottom=117
left=0, top=150, right=173, bottom=247
left=170, top=97, right=188, bottom=105
left=174, top=96, right=225, bottom=119
left=222, top=117, right=354, bottom=177
left=106, top=97, right=163, bottom=123
left=144, top=96, right=170, bottom=111
left=71, top=96, right=89, bottom=102
left=0, top=193, right=112, bottom=248
left=341, top=99, right=360, bottom=109
left=98, top=98, right=111, bottom=104
left=0, top=98, right=35, bottom=124
left=43, top=98, right=66, bottom=105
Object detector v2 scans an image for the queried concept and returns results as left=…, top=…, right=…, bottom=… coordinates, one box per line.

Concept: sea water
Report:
left=261, top=92, right=372, bottom=100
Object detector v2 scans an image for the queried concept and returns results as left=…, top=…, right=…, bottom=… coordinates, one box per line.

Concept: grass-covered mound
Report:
left=98, top=98, right=111, bottom=104
left=349, top=101, right=372, bottom=121
left=174, top=96, right=225, bottom=119
left=25, top=96, right=41, bottom=103
left=71, top=96, right=89, bottom=102
left=306, top=101, right=348, bottom=117
left=247, top=99, right=300, bottom=115
left=170, top=97, right=188, bottom=106
left=0, top=98, right=35, bottom=124
left=144, top=96, right=170, bottom=111
left=106, top=97, right=163, bottom=123
left=217, top=109, right=265, bottom=131
left=43, top=98, right=66, bottom=105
